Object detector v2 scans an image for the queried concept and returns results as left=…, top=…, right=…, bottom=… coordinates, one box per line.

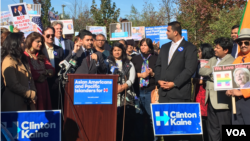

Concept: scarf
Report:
left=140, top=53, right=151, bottom=87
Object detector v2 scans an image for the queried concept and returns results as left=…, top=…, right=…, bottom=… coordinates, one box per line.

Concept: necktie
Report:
left=58, top=38, right=62, bottom=47
left=86, top=50, right=90, bottom=67
left=20, top=12, right=23, bottom=15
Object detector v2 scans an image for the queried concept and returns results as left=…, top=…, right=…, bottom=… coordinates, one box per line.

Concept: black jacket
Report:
left=63, top=38, right=74, bottom=59
left=44, top=45, right=64, bottom=90
left=155, top=39, right=197, bottom=100
left=65, top=47, right=107, bottom=74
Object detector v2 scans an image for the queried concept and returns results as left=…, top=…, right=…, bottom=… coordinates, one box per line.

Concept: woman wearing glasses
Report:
left=24, top=32, right=55, bottom=110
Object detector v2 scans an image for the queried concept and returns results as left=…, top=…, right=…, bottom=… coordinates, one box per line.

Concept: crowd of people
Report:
left=1, top=19, right=250, bottom=141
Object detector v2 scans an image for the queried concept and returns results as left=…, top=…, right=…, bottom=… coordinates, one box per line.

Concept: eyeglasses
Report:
left=45, top=34, right=55, bottom=38
left=96, top=40, right=106, bottom=42
left=238, top=41, right=250, bottom=46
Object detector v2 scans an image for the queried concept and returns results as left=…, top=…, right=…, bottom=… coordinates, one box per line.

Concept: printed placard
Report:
left=132, top=26, right=145, bottom=41
left=151, top=103, right=202, bottom=136
left=51, top=20, right=74, bottom=34
left=1, top=110, right=61, bottom=141
left=8, top=3, right=33, bottom=32
left=26, top=4, right=41, bottom=16
left=109, top=22, right=132, bottom=41
left=213, top=63, right=250, bottom=90
left=1, top=11, right=13, bottom=26
left=86, top=26, right=107, bottom=39
left=74, top=79, right=113, bottom=105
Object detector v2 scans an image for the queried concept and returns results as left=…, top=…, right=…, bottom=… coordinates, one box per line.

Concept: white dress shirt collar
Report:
left=171, top=37, right=184, bottom=46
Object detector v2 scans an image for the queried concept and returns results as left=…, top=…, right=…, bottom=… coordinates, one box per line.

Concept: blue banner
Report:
left=151, top=103, right=202, bottom=136
left=145, top=26, right=188, bottom=48
left=74, top=79, right=113, bottom=105
left=1, top=110, right=61, bottom=141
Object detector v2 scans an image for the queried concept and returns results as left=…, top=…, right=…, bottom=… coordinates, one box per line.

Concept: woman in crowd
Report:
left=131, top=38, right=158, bottom=141
left=193, top=43, right=215, bottom=141
left=1, top=33, right=37, bottom=111
left=1, top=31, right=11, bottom=95
left=24, top=32, right=55, bottom=110
left=107, top=42, right=136, bottom=141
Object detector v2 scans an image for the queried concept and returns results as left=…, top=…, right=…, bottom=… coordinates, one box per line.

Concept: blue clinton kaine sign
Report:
left=151, top=103, right=202, bottom=136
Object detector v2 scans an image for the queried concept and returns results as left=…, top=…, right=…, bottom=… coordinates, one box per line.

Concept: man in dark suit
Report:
left=42, top=26, right=64, bottom=109
left=66, top=29, right=107, bottom=74
left=155, top=21, right=197, bottom=141
left=51, top=21, right=74, bottom=58
left=13, top=7, right=19, bottom=17
left=230, top=25, right=239, bottom=58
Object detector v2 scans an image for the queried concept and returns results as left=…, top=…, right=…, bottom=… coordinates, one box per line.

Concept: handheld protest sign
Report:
left=26, top=4, right=41, bottom=16
left=51, top=20, right=74, bottom=35
left=213, top=63, right=250, bottom=90
left=213, top=63, right=250, bottom=114
left=132, top=26, right=145, bottom=41
left=1, top=110, right=61, bottom=141
left=151, top=103, right=202, bottom=136
left=1, top=11, right=13, bottom=26
left=86, top=26, right=107, bottom=39
left=109, top=22, right=132, bottom=41
left=8, top=2, right=33, bottom=33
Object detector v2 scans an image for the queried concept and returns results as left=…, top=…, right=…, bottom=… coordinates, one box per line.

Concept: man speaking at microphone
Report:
left=65, top=29, right=107, bottom=74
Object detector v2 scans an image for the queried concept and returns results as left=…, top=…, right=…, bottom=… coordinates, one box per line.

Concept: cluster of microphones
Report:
left=58, top=56, right=78, bottom=80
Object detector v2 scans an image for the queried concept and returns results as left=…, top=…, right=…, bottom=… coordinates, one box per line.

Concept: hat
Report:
left=235, top=28, right=250, bottom=42
left=126, top=39, right=135, bottom=46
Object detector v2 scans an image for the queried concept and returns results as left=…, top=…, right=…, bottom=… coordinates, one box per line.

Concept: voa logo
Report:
left=1, top=121, right=56, bottom=139
left=155, top=111, right=197, bottom=126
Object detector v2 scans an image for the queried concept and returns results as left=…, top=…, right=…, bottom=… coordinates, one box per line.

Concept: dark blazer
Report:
left=65, top=47, right=107, bottom=74
left=13, top=11, right=19, bottom=16
left=63, top=38, right=74, bottom=59
left=43, top=45, right=64, bottom=89
left=155, top=39, right=197, bottom=101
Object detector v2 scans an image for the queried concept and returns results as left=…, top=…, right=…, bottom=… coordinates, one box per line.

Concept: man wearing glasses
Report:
left=42, top=26, right=64, bottom=109
left=199, top=37, right=234, bottom=141
left=226, top=28, right=250, bottom=125
left=94, top=34, right=110, bottom=60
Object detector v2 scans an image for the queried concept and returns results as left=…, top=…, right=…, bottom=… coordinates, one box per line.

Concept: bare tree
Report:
left=68, top=0, right=95, bottom=32
left=159, top=0, right=181, bottom=22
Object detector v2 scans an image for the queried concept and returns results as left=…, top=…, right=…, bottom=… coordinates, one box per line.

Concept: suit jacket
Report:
left=199, top=54, right=235, bottom=109
left=13, top=11, right=19, bottom=16
left=63, top=38, right=74, bottom=59
left=1, top=55, right=36, bottom=111
left=43, top=45, right=64, bottom=90
left=65, top=47, right=107, bottom=74
left=155, top=39, right=197, bottom=101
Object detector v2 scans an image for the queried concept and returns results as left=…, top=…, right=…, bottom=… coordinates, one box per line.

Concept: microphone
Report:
left=58, top=60, right=70, bottom=76
left=110, top=65, right=119, bottom=74
left=63, top=56, right=78, bottom=79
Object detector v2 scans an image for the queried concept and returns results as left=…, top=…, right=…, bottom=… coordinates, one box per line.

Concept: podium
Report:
left=63, top=74, right=118, bottom=141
